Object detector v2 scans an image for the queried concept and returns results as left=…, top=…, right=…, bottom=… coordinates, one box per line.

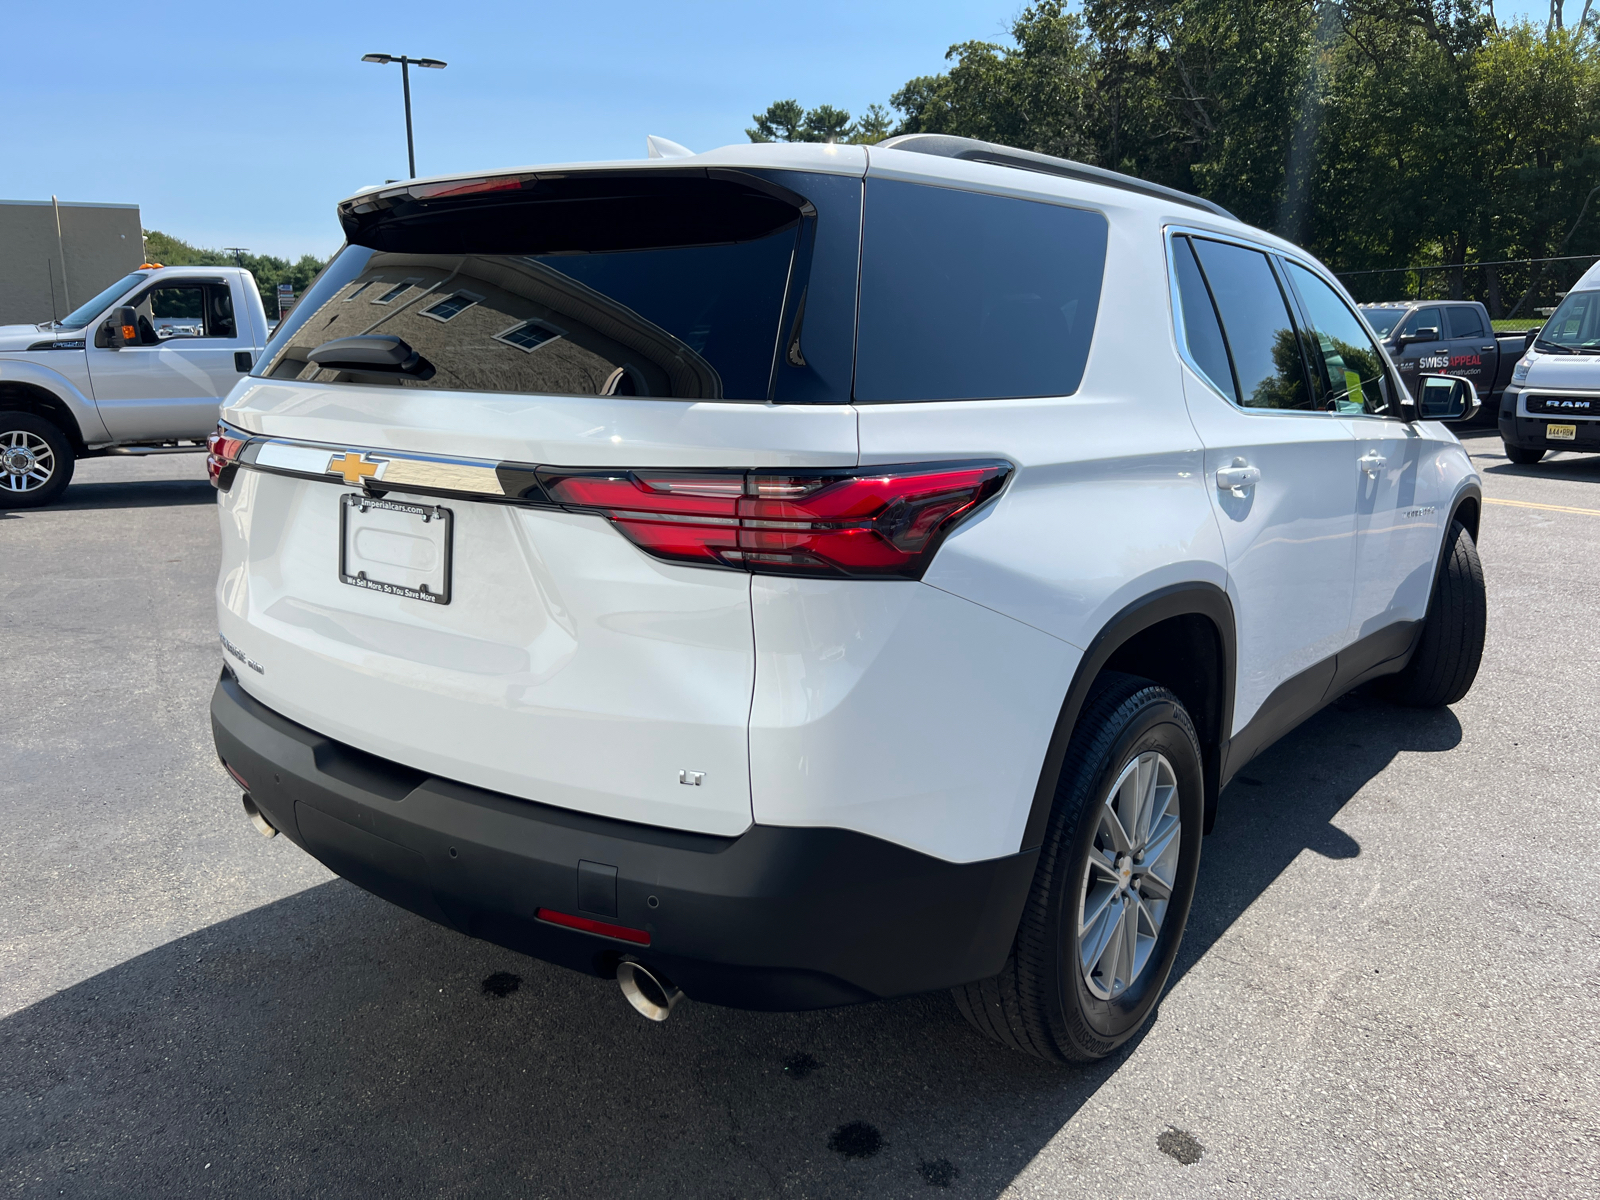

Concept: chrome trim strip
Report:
left=231, top=431, right=550, bottom=505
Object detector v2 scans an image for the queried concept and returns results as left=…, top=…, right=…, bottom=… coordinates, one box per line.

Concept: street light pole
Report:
left=361, top=53, right=448, bottom=180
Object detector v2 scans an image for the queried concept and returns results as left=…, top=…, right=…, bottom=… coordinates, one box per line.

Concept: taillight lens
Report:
left=206, top=423, right=246, bottom=489
left=539, top=460, right=1010, bottom=579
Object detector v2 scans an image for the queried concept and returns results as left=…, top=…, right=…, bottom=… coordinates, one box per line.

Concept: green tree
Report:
left=746, top=99, right=895, bottom=144
left=143, top=230, right=326, bottom=319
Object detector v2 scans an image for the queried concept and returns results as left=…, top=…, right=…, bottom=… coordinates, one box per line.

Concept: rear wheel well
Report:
left=0, top=383, right=86, bottom=454
left=1101, top=612, right=1226, bottom=790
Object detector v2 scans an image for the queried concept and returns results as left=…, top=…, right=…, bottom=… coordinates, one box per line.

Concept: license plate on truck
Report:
left=1547, top=424, right=1577, bottom=441
left=338, top=493, right=453, bottom=604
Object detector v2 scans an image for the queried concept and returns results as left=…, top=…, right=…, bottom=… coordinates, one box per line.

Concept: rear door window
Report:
left=1172, top=236, right=1238, bottom=403
left=854, top=180, right=1108, bottom=401
left=1189, top=238, right=1315, bottom=411
left=1446, top=306, right=1485, bottom=339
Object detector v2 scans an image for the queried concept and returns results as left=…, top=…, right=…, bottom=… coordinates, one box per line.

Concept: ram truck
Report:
left=1359, top=299, right=1534, bottom=424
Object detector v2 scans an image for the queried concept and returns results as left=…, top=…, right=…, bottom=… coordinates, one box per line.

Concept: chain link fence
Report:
left=1336, top=254, right=1600, bottom=324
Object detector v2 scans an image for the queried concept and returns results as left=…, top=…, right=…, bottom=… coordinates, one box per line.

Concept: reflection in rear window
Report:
left=253, top=174, right=808, bottom=400
left=854, top=181, right=1108, bottom=401
left=254, top=240, right=796, bottom=400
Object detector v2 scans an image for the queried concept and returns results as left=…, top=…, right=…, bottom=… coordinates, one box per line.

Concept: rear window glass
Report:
left=253, top=174, right=807, bottom=401
left=854, top=180, right=1107, bottom=401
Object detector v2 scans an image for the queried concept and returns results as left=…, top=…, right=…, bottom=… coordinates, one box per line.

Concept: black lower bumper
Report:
left=1500, top=413, right=1600, bottom=452
left=210, top=671, right=1036, bottom=1010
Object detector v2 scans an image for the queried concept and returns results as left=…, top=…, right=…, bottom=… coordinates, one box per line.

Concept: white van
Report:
left=207, top=137, right=1486, bottom=1062
left=0, top=265, right=268, bottom=504
left=1499, top=258, right=1600, bottom=463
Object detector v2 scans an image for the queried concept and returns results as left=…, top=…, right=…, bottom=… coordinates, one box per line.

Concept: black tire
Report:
left=0, top=411, right=74, bottom=508
left=952, top=672, right=1204, bottom=1063
left=1385, top=521, right=1486, bottom=708
left=1503, top=442, right=1544, bottom=465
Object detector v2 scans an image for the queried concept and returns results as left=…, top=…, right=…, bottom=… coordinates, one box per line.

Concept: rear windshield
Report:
left=253, top=173, right=808, bottom=400
left=854, top=180, right=1107, bottom=401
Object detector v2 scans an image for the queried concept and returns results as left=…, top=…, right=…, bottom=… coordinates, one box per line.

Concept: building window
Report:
left=344, top=281, right=376, bottom=302
left=421, top=291, right=483, bottom=322
left=494, top=319, right=564, bottom=352
left=372, top=278, right=422, bottom=304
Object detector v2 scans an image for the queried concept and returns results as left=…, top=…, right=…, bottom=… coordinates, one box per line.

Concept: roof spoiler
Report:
left=875, top=134, right=1236, bottom=221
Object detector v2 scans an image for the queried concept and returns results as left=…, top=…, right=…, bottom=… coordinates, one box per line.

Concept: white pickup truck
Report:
left=0, top=264, right=269, bottom=506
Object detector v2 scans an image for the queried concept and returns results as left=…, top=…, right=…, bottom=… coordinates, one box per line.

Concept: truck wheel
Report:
left=1503, top=442, right=1544, bottom=465
left=1386, top=521, right=1486, bottom=708
left=0, top=412, right=74, bottom=508
left=952, top=672, right=1203, bottom=1063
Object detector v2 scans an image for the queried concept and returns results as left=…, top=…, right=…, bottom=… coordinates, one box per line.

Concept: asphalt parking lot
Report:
left=2, top=429, right=1597, bottom=1199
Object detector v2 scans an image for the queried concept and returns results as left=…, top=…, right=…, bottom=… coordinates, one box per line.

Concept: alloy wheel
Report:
left=1076, top=750, right=1182, bottom=1000
left=2, top=429, right=56, bottom=494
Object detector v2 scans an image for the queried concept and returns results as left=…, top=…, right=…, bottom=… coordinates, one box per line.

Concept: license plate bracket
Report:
left=1547, top=423, right=1578, bottom=441
left=339, top=493, right=453, bottom=604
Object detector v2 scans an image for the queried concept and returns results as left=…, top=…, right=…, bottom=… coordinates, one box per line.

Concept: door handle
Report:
left=1480, top=344, right=1496, bottom=352
left=1359, top=452, right=1386, bottom=476
left=1215, top=464, right=1261, bottom=493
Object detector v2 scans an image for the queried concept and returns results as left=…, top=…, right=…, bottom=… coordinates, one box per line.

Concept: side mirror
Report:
left=106, top=306, right=140, bottom=348
left=1416, top=373, right=1479, bottom=422
left=1398, top=326, right=1440, bottom=347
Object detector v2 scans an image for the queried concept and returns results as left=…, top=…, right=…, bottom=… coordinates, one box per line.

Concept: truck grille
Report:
left=1525, top=393, right=1600, bottom=416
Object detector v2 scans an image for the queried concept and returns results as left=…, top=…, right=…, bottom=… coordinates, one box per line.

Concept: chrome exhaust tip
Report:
left=617, top=960, right=682, bottom=1021
left=241, top=793, right=278, bottom=839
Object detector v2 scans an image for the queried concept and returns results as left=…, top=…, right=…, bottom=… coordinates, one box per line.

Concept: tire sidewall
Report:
left=1049, top=699, right=1204, bottom=1055
left=0, top=411, right=74, bottom=508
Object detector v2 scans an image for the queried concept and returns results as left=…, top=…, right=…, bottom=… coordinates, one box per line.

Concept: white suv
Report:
left=207, top=136, right=1486, bottom=1062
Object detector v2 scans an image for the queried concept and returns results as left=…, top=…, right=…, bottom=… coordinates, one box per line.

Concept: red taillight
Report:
left=539, top=461, right=1010, bottom=579
left=536, top=908, right=651, bottom=945
left=206, top=424, right=246, bottom=489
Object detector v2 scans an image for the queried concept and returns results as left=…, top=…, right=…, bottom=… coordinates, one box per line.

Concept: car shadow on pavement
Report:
left=0, top=691, right=1459, bottom=1199
left=28, top=476, right=217, bottom=511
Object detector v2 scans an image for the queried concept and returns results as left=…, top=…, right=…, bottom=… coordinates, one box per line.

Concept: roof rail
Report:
left=875, top=133, right=1236, bottom=221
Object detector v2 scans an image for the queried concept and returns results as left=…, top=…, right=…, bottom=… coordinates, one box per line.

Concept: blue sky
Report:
left=1, top=0, right=1561, bottom=260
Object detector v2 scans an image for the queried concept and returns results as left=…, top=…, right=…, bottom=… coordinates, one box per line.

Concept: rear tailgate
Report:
left=219, top=388, right=854, bottom=836
left=215, top=162, right=863, bottom=836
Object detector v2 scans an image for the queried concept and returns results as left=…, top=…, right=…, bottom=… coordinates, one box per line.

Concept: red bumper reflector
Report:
left=539, top=460, right=1011, bottom=579
left=222, top=761, right=250, bottom=791
left=536, top=907, right=651, bottom=945
left=206, top=423, right=246, bottom=489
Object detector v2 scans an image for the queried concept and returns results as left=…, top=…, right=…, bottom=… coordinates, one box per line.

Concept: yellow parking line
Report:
left=1485, top=497, right=1600, bottom=517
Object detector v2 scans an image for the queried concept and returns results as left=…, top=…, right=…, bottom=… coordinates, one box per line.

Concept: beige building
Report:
left=0, top=199, right=144, bottom=326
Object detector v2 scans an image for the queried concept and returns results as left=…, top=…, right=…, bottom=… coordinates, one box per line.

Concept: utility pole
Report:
left=224, top=247, right=248, bottom=267
left=361, top=54, right=448, bottom=179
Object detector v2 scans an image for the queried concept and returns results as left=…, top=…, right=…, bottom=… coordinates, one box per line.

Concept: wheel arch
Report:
left=1021, top=582, right=1236, bottom=849
left=0, top=381, right=90, bottom=454
left=1450, top=484, right=1481, bottom=543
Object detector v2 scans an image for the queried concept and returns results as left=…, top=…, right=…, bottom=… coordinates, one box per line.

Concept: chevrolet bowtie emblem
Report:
left=328, top=451, right=385, bottom=486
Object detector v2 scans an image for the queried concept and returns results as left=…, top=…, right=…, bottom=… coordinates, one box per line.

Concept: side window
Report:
left=130, top=282, right=235, bottom=341
left=1284, top=261, right=1397, bottom=416
left=855, top=180, right=1108, bottom=401
left=1398, top=307, right=1442, bottom=339
left=1446, top=306, right=1485, bottom=339
left=1190, top=237, right=1314, bottom=411
left=1172, top=236, right=1238, bottom=403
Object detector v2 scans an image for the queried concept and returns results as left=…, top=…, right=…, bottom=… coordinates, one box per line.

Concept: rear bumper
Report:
left=210, top=670, right=1036, bottom=1010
